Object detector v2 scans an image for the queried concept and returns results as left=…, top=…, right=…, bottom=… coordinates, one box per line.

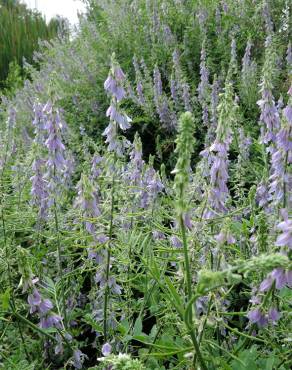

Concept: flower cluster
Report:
left=27, top=286, right=62, bottom=329
left=103, top=53, right=132, bottom=155
left=197, top=39, right=210, bottom=126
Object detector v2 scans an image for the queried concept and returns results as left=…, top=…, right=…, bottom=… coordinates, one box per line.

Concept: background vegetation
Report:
left=0, top=0, right=64, bottom=89
left=0, top=0, right=291, bottom=369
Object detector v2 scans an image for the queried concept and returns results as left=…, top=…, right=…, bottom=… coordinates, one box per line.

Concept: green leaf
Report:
left=133, top=316, right=143, bottom=336
left=1, top=288, right=10, bottom=310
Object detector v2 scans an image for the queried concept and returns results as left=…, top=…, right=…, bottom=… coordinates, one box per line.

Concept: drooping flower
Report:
left=153, top=65, right=177, bottom=131
left=247, top=308, right=268, bottom=327
left=215, top=230, right=236, bottom=245
left=103, top=54, right=131, bottom=155
left=102, top=342, right=112, bottom=357
left=268, top=86, right=292, bottom=208
left=268, top=308, right=281, bottom=324
left=27, top=284, right=61, bottom=329
left=74, top=174, right=101, bottom=238
left=152, top=230, right=166, bottom=240
left=30, top=158, right=49, bottom=220
left=275, top=218, right=292, bottom=249
left=72, top=349, right=88, bottom=369
left=140, top=162, right=164, bottom=209
left=40, top=314, right=62, bottom=329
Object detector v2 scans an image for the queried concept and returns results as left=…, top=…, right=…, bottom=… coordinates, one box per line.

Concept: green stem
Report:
left=103, top=155, right=116, bottom=343
left=179, top=214, right=207, bottom=370
left=1, top=184, right=30, bottom=361
left=53, top=198, right=67, bottom=327
left=179, top=214, right=192, bottom=303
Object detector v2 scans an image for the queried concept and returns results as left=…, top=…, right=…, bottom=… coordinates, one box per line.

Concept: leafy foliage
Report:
left=0, top=0, right=291, bottom=369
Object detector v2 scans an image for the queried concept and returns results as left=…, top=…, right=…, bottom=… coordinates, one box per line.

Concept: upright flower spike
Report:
left=74, top=174, right=101, bottom=238
left=263, top=0, right=273, bottom=35
left=153, top=64, right=177, bottom=131
left=44, top=103, right=68, bottom=205
left=171, top=48, right=192, bottom=112
left=257, top=36, right=280, bottom=146
left=287, top=42, right=292, bottom=75
left=240, top=40, right=257, bottom=109
left=226, top=37, right=238, bottom=83
left=31, top=101, right=70, bottom=219
left=172, top=112, right=195, bottom=214
left=32, top=101, right=47, bottom=144
left=248, top=210, right=291, bottom=328
left=30, top=158, right=49, bottom=220
left=103, top=54, right=131, bottom=155
left=172, top=112, right=208, bottom=370
left=268, top=86, right=292, bottom=208
left=197, top=38, right=210, bottom=126
left=203, top=79, right=237, bottom=219
left=133, top=56, right=146, bottom=107
left=140, top=155, right=164, bottom=209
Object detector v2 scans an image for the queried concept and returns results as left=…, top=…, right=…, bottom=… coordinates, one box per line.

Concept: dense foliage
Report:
left=0, top=0, right=63, bottom=88
left=0, top=0, right=291, bottom=369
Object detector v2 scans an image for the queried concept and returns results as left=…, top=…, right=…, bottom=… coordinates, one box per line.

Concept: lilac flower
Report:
left=38, top=299, right=54, bottom=314
left=170, top=235, right=182, bottom=248
left=94, top=270, right=121, bottom=295
left=215, top=230, right=236, bottom=245
left=27, top=285, right=59, bottom=329
left=152, top=230, right=166, bottom=240
left=256, top=181, right=269, bottom=208
left=106, top=105, right=131, bottom=130
left=91, top=154, right=103, bottom=180
left=269, top=85, right=292, bottom=208
left=140, top=164, right=164, bottom=209
left=39, top=103, right=70, bottom=209
left=32, top=101, right=47, bottom=144
left=247, top=308, right=268, bottom=327
left=103, top=54, right=131, bottom=154
left=203, top=142, right=230, bottom=219
left=153, top=65, right=177, bottom=131
left=40, top=314, right=62, bottom=329
left=196, top=296, right=209, bottom=315
left=96, top=234, right=109, bottom=244
left=268, top=308, right=280, bottom=324
left=260, top=268, right=292, bottom=292
left=30, top=158, right=49, bottom=219
left=276, top=218, right=292, bottom=249
left=102, top=121, right=122, bottom=155
left=75, top=174, right=101, bottom=239
left=102, top=342, right=112, bottom=356
left=73, top=349, right=88, bottom=369
left=28, top=289, right=42, bottom=313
